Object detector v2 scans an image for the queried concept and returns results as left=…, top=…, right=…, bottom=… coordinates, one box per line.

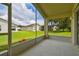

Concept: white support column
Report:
left=44, top=19, right=48, bottom=38
left=8, top=4, right=12, bottom=56
left=72, top=12, right=77, bottom=45
left=35, top=8, right=37, bottom=43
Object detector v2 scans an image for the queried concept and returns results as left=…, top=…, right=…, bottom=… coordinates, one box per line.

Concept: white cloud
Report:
left=12, top=3, right=35, bottom=22
left=12, top=17, right=30, bottom=26
left=0, top=3, right=44, bottom=26
left=10, top=3, right=36, bottom=26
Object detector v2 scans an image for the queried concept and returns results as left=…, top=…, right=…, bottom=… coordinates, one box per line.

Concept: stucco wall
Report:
left=21, top=25, right=40, bottom=31
left=0, top=20, right=8, bottom=33
left=0, top=19, right=18, bottom=33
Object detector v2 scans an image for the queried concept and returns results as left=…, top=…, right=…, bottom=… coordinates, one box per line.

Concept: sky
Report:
left=0, top=3, right=44, bottom=26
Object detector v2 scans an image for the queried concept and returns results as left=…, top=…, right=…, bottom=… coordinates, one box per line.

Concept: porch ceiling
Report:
left=34, top=3, right=75, bottom=19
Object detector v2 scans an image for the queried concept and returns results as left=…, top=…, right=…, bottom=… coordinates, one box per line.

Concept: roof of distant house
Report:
left=19, top=23, right=41, bottom=27
left=0, top=18, right=18, bottom=26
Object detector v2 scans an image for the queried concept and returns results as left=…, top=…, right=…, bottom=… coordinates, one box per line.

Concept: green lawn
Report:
left=0, top=31, right=44, bottom=51
left=48, top=31, right=71, bottom=37
left=0, top=31, right=44, bottom=46
left=0, top=31, right=71, bottom=52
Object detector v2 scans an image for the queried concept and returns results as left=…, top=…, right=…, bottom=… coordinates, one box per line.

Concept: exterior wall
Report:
left=37, top=25, right=40, bottom=31
left=16, top=27, right=21, bottom=31
left=0, top=19, right=18, bottom=33
left=21, top=24, right=40, bottom=31
left=0, top=20, right=8, bottom=33
left=12, top=25, right=20, bottom=32
left=32, top=25, right=40, bottom=31
left=21, top=26, right=32, bottom=31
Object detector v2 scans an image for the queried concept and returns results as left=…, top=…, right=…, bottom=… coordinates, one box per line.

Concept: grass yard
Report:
left=0, top=30, right=71, bottom=52
left=0, top=31, right=44, bottom=52
left=48, top=31, right=71, bottom=37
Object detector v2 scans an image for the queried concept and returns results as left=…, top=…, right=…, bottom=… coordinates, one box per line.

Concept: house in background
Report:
left=12, top=24, right=21, bottom=32
left=0, top=18, right=8, bottom=33
left=0, top=18, right=20, bottom=33
left=19, top=23, right=41, bottom=31
left=0, top=18, right=41, bottom=33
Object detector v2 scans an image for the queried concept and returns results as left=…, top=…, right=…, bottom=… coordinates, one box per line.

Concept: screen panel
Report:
left=0, top=4, right=8, bottom=52
left=12, top=3, right=36, bottom=47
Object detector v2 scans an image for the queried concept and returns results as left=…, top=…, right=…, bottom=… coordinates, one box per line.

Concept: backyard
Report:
left=49, top=31, right=71, bottom=37
left=0, top=31, right=71, bottom=52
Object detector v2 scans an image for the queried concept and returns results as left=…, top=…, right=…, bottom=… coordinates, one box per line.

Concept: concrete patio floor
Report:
left=20, top=36, right=79, bottom=56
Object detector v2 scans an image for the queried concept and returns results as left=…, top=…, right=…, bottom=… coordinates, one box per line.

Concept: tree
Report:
left=48, top=17, right=71, bottom=32
left=58, top=17, right=71, bottom=32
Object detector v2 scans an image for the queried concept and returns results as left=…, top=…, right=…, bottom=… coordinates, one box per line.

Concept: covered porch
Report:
left=20, top=36, right=79, bottom=56
left=0, top=3, right=79, bottom=56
